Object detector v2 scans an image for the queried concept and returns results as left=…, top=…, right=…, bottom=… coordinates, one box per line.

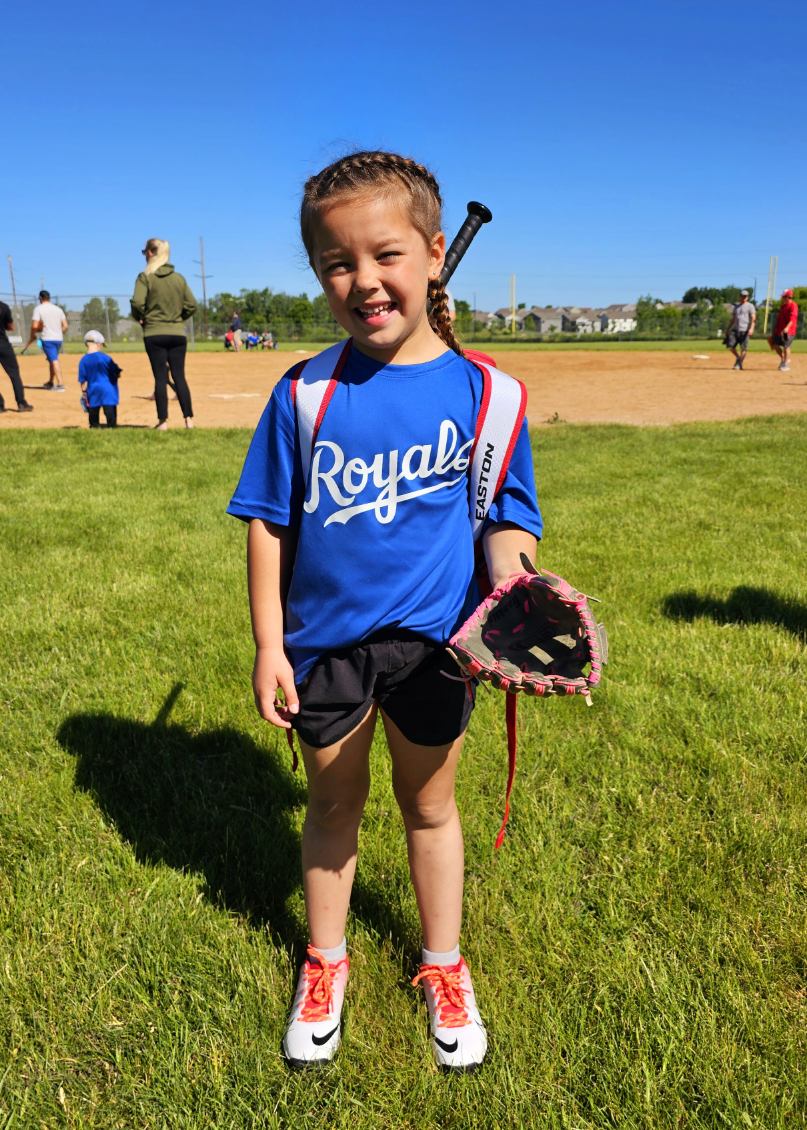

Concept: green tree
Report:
left=682, top=285, right=754, bottom=304
left=104, top=297, right=121, bottom=335
left=454, top=298, right=472, bottom=334
left=81, top=297, right=105, bottom=334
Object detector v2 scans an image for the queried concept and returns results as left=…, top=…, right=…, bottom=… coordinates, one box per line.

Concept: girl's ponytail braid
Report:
left=428, top=279, right=464, bottom=356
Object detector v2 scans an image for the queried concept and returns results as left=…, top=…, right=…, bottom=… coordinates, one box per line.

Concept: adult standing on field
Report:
left=27, top=290, right=68, bottom=390
left=768, top=288, right=798, bottom=373
left=230, top=310, right=242, bottom=351
left=724, top=289, right=756, bottom=371
left=131, top=238, right=197, bottom=430
left=0, top=301, right=34, bottom=412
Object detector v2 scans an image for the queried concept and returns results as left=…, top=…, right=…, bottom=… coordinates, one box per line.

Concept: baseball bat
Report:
left=439, top=201, right=493, bottom=288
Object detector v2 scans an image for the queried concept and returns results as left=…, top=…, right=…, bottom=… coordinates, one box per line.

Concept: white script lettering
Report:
left=304, top=419, right=473, bottom=527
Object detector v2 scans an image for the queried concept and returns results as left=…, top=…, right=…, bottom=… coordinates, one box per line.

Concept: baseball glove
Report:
left=448, top=554, right=607, bottom=702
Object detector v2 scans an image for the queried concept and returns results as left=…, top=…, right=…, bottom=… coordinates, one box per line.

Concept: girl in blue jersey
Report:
left=228, top=151, right=542, bottom=1071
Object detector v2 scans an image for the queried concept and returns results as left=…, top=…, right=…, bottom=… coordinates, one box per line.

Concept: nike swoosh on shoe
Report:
left=434, top=1036, right=459, bottom=1053
left=312, top=1025, right=340, bottom=1047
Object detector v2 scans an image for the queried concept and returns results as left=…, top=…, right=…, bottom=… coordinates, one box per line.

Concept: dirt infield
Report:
left=3, top=348, right=805, bottom=430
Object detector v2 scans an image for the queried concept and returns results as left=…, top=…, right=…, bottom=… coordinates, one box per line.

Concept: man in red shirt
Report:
left=768, top=288, right=799, bottom=373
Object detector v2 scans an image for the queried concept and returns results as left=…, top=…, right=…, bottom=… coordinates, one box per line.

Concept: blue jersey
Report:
left=78, top=351, right=121, bottom=408
left=228, top=347, right=543, bottom=682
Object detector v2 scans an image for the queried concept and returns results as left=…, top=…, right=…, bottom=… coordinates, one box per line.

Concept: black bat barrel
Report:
left=439, top=201, right=493, bottom=288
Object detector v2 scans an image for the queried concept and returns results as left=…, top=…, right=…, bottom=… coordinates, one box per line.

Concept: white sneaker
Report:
left=281, top=946, right=349, bottom=1068
left=412, top=957, right=488, bottom=1072
left=779, top=363, right=791, bottom=372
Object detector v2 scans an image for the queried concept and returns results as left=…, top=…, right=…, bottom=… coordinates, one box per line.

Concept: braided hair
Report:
left=301, top=151, right=464, bottom=355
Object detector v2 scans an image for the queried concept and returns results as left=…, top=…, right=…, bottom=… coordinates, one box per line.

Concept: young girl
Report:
left=228, top=151, right=542, bottom=1071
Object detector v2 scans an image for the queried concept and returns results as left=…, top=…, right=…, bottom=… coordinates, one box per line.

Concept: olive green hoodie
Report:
left=130, top=264, right=197, bottom=337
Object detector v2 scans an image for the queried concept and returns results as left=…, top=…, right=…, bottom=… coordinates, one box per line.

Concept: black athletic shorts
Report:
left=294, top=630, right=476, bottom=749
left=771, top=332, right=792, bottom=348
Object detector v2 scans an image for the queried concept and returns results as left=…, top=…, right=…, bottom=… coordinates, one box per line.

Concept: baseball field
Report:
left=3, top=342, right=805, bottom=430
left=1, top=344, right=805, bottom=1128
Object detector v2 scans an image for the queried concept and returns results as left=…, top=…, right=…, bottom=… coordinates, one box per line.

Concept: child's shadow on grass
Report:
left=57, top=684, right=418, bottom=961
left=662, top=586, right=807, bottom=643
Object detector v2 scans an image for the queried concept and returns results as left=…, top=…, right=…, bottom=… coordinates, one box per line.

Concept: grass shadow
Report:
left=57, top=684, right=420, bottom=962
left=662, top=586, right=807, bottom=643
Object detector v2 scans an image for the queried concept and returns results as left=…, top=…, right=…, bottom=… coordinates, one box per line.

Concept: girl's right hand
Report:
left=252, top=646, right=300, bottom=729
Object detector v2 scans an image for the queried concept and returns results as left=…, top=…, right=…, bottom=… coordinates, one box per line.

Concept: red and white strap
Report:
left=468, top=361, right=527, bottom=542
left=290, top=339, right=352, bottom=479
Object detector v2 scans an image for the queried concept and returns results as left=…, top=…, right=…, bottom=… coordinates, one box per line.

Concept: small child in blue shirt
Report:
left=79, top=331, right=121, bottom=428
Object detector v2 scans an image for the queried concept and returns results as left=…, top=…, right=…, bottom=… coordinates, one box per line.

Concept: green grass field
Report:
left=1, top=420, right=805, bottom=1129
left=54, top=338, right=807, bottom=355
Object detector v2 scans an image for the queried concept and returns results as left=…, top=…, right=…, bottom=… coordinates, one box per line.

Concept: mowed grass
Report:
left=55, top=337, right=807, bottom=355
left=0, top=419, right=805, bottom=1129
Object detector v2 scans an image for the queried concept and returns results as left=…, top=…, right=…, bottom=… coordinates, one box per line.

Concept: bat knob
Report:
left=467, top=201, right=493, bottom=224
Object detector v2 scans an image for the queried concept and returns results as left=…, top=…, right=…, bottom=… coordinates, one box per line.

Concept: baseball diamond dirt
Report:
left=2, top=348, right=804, bottom=430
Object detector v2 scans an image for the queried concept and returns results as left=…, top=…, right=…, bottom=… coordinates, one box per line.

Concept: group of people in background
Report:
left=2, top=262, right=801, bottom=424
left=724, top=288, right=799, bottom=373
left=225, top=314, right=277, bottom=351
left=0, top=240, right=198, bottom=429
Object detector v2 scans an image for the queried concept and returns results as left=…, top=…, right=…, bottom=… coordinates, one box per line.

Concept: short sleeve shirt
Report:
left=228, top=347, right=543, bottom=681
left=78, top=352, right=121, bottom=407
left=732, top=301, right=756, bottom=333
left=32, top=302, right=67, bottom=341
left=774, top=300, right=798, bottom=337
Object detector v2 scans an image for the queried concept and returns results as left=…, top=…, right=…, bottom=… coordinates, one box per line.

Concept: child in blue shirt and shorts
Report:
left=79, top=331, right=121, bottom=427
left=228, top=151, right=542, bottom=1072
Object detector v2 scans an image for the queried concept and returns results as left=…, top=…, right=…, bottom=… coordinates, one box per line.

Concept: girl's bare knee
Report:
left=396, top=794, right=457, bottom=832
left=307, top=787, right=369, bottom=833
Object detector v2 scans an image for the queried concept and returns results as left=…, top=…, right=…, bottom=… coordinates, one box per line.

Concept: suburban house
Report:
left=481, top=301, right=638, bottom=335
left=470, top=310, right=498, bottom=329
left=599, top=303, right=638, bottom=333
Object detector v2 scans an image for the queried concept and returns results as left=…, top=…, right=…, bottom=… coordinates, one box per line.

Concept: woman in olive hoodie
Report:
left=131, top=238, right=198, bottom=430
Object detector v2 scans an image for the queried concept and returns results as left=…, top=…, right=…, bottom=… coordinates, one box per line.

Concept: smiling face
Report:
left=311, top=194, right=446, bottom=365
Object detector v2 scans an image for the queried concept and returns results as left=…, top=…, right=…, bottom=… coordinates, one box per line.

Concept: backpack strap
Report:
left=290, top=339, right=352, bottom=480
left=468, top=360, right=527, bottom=541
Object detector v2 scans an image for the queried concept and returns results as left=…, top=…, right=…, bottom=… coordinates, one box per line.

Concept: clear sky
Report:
left=4, top=0, right=805, bottom=312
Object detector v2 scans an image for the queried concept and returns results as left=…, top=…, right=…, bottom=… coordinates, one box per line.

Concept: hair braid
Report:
left=428, top=279, right=464, bottom=355
left=302, top=150, right=442, bottom=262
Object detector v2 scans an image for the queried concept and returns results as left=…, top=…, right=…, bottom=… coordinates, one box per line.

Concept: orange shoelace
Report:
left=299, top=946, right=339, bottom=1022
left=411, top=963, right=469, bottom=1028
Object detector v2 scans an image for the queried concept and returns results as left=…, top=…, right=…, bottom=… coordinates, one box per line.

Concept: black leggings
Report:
left=0, top=336, right=25, bottom=408
left=144, top=335, right=193, bottom=422
left=88, top=405, right=117, bottom=428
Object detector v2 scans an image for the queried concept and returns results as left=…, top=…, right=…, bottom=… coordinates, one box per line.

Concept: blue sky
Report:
left=4, top=0, right=805, bottom=311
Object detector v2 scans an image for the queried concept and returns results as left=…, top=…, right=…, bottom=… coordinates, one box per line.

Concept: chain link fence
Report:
left=3, top=290, right=803, bottom=347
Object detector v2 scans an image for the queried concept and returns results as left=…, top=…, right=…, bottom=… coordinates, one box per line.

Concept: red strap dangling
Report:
left=494, top=694, right=518, bottom=849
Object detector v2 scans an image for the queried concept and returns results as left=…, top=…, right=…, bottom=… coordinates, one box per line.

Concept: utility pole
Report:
left=510, top=273, right=516, bottom=335
left=7, top=255, right=25, bottom=339
left=763, top=255, right=778, bottom=334
left=194, top=237, right=210, bottom=339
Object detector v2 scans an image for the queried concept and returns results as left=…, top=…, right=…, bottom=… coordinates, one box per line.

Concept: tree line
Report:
left=16, top=282, right=803, bottom=343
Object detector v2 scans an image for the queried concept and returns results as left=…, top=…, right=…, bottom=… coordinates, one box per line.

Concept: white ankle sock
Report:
left=313, top=938, right=347, bottom=963
left=422, top=944, right=460, bottom=967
